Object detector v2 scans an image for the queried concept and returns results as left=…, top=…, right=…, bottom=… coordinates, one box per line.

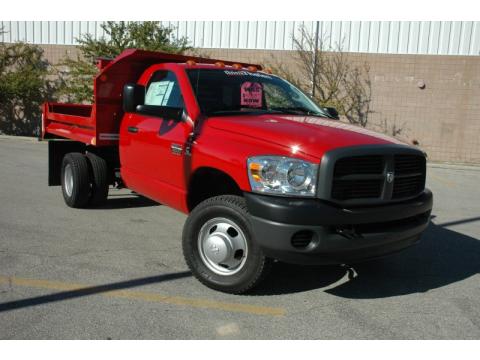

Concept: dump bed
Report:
left=42, top=48, right=262, bottom=146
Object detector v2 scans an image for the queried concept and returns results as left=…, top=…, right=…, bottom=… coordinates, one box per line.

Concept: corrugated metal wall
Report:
left=1, top=21, right=480, bottom=56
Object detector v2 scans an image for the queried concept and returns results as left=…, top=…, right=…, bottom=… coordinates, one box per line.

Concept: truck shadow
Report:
left=89, top=194, right=160, bottom=210
left=253, top=217, right=480, bottom=297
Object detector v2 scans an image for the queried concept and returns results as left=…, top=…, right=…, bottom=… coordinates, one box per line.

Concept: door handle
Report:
left=127, top=126, right=138, bottom=133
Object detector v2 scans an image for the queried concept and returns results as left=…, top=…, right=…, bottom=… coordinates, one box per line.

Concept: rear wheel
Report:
left=86, top=152, right=109, bottom=206
left=61, top=152, right=90, bottom=208
left=182, top=195, right=271, bottom=294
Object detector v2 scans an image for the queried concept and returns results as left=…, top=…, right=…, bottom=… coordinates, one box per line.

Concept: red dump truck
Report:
left=42, top=49, right=433, bottom=293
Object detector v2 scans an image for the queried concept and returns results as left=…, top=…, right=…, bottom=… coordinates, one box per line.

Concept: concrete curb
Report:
left=428, top=162, right=480, bottom=171
left=0, top=135, right=40, bottom=142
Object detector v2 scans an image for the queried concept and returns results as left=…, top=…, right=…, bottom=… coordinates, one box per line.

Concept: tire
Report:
left=86, top=152, right=109, bottom=206
left=61, top=152, right=91, bottom=208
left=182, top=195, right=272, bottom=294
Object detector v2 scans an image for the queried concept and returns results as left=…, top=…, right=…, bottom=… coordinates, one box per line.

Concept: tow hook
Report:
left=335, top=226, right=363, bottom=239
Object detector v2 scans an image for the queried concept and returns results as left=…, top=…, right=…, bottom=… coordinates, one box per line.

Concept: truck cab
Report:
left=42, top=49, right=433, bottom=294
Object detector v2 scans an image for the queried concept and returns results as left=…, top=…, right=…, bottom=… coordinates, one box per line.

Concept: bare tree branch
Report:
left=268, top=25, right=372, bottom=127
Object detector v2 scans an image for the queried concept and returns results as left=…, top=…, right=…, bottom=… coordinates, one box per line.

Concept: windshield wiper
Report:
left=270, top=107, right=318, bottom=116
left=206, top=106, right=331, bottom=118
left=270, top=106, right=329, bottom=118
left=207, top=108, right=280, bottom=116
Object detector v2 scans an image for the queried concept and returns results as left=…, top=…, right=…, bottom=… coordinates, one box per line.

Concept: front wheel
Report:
left=182, top=195, right=271, bottom=294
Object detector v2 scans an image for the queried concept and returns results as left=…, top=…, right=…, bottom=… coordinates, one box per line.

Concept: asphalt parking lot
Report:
left=0, top=135, right=479, bottom=339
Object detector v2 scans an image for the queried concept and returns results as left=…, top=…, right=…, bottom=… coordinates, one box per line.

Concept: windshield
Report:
left=186, top=69, right=329, bottom=117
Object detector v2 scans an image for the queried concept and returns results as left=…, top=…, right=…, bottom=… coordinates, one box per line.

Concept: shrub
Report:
left=0, top=42, right=55, bottom=136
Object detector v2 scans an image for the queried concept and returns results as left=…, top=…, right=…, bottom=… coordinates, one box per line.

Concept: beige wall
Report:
left=40, top=44, right=80, bottom=64
left=41, top=45, right=480, bottom=164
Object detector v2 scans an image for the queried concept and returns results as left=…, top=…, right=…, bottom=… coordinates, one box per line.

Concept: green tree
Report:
left=58, top=21, right=192, bottom=103
left=0, top=41, right=55, bottom=136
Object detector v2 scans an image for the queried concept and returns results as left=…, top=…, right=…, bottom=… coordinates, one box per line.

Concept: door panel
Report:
left=119, top=69, right=191, bottom=211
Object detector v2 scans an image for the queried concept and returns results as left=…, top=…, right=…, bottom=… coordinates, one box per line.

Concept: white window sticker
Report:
left=145, top=81, right=175, bottom=106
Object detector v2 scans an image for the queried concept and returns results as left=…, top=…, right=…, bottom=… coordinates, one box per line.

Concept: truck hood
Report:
left=208, top=114, right=406, bottom=159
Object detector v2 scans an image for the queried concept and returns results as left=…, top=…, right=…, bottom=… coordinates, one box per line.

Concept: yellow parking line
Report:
left=0, top=275, right=285, bottom=317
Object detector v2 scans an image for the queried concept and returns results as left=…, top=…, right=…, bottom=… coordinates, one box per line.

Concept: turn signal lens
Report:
left=215, top=61, right=225, bottom=67
left=249, top=162, right=262, bottom=182
left=186, top=60, right=197, bottom=66
left=247, top=66, right=257, bottom=72
left=232, top=63, right=243, bottom=69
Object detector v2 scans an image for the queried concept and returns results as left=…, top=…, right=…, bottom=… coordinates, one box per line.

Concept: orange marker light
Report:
left=215, top=61, right=225, bottom=67
left=186, top=60, right=197, bottom=66
left=247, top=66, right=257, bottom=72
left=249, top=162, right=262, bottom=182
left=264, top=68, right=273, bottom=74
left=232, top=63, right=243, bottom=70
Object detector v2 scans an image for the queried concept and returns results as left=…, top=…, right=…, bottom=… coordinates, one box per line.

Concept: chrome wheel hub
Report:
left=198, top=217, right=248, bottom=276
left=64, top=164, right=73, bottom=197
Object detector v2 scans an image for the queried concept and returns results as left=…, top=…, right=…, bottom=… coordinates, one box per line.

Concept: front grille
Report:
left=392, top=175, right=425, bottom=198
left=334, top=155, right=384, bottom=177
left=332, top=156, right=384, bottom=200
left=329, top=152, right=426, bottom=203
left=394, top=154, right=426, bottom=175
left=332, top=179, right=383, bottom=200
left=392, top=155, right=426, bottom=199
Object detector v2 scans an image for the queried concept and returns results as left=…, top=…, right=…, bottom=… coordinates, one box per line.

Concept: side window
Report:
left=145, top=71, right=184, bottom=108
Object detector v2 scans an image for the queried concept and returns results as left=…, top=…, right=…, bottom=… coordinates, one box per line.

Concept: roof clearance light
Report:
left=264, top=68, right=273, bottom=74
left=232, top=63, right=243, bottom=70
left=215, top=61, right=225, bottom=67
left=247, top=66, right=257, bottom=72
left=186, top=60, right=197, bottom=66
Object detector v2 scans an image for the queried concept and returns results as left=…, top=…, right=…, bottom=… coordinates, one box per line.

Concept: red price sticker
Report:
left=240, top=82, right=263, bottom=108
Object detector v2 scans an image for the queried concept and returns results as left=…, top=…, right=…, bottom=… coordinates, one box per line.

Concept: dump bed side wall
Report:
left=42, top=102, right=97, bottom=144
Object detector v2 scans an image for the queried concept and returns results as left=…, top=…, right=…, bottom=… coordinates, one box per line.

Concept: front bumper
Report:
left=245, top=189, right=433, bottom=265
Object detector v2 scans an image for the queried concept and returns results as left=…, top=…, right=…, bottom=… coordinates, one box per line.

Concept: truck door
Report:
left=120, top=69, right=192, bottom=211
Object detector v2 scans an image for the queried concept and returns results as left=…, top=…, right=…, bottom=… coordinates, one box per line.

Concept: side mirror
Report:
left=136, top=105, right=184, bottom=122
left=324, top=107, right=339, bottom=120
left=123, top=83, right=145, bottom=113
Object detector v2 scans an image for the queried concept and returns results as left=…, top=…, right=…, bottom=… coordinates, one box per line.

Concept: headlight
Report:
left=247, top=156, right=318, bottom=197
